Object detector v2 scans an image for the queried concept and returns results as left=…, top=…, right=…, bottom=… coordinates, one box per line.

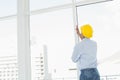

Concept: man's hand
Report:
left=76, top=25, right=80, bottom=36
left=75, top=25, right=83, bottom=40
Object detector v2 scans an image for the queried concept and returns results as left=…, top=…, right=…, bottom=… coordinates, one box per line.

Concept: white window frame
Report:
left=17, top=0, right=31, bottom=80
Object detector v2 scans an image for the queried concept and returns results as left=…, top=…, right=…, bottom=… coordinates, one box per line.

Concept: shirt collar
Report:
left=83, top=38, right=90, bottom=40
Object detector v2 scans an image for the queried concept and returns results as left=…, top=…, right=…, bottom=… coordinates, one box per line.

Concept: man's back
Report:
left=78, top=38, right=97, bottom=70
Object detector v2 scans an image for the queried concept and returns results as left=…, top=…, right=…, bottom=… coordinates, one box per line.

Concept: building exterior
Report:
left=0, top=45, right=51, bottom=80
left=0, top=56, right=18, bottom=80
left=34, top=45, right=52, bottom=80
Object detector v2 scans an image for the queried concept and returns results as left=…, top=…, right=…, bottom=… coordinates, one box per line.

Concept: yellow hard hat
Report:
left=80, top=24, right=93, bottom=38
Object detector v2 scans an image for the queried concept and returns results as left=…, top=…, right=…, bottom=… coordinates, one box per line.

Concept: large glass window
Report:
left=0, top=0, right=17, bottom=80
left=0, top=0, right=17, bottom=17
left=0, top=19, right=17, bottom=80
left=0, top=19, right=17, bottom=56
left=0, top=0, right=120, bottom=80
left=30, top=9, right=76, bottom=80
left=77, top=0, right=120, bottom=76
left=30, top=0, right=72, bottom=11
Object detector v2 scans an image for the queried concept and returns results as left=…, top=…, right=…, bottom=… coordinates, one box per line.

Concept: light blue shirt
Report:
left=71, top=38, right=97, bottom=70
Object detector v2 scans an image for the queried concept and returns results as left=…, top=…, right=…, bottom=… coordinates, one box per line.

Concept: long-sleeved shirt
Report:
left=71, top=38, right=97, bottom=70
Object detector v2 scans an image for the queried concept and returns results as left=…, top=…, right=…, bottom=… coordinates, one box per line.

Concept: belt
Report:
left=81, top=68, right=97, bottom=72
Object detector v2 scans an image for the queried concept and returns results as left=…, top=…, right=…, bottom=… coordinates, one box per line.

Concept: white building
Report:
left=0, top=45, right=52, bottom=80
left=0, top=56, right=18, bottom=80
left=33, top=45, right=52, bottom=80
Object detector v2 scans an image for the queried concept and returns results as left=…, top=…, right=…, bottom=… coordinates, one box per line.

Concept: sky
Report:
left=0, top=0, right=120, bottom=79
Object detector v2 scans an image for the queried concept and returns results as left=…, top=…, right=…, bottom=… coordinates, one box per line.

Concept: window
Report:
left=40, top=57, right=43, bottom=59
left=0, top=0, right=17, bottom=77
left=30, top=8, right=76, bottom=79
left=40, top=65, right=43, bottom=67
left=0, top=0, right=17, bottom=17
left=40, top=61, right=43, bottom=63
left=0, top=19, right=17, bottom=57
left=77, top=0, right=120, bottom=76
left=41, top=73, right=44, bottom=75
left=41, top=69, right=44, bottom=71
left=30, top=0, right=72, bottom=11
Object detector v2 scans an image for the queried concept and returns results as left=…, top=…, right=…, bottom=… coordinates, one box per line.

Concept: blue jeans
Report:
left=80, top=68, right=100, bottom=80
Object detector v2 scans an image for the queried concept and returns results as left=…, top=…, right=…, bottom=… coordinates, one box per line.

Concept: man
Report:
left=71, top=24, right=100, bottom=80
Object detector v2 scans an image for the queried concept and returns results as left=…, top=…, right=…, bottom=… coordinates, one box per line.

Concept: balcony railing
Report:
left=36, top=75, right=120, bottom=80
left=100, top=75, right=120, bottom=80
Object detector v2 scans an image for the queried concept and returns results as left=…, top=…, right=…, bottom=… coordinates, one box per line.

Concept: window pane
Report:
left=0, top=19, right=17, bottom=79
left=30, top=0, right=72, bottom=11
left=0, top=0, right=17, bottom=17
left=0, top=19, right=17, bottom=56
left=76, top=0, right=108, bottom=2
left=30, top=9, right=76, bottom=80
left=77, top=0, right=120, bottom=76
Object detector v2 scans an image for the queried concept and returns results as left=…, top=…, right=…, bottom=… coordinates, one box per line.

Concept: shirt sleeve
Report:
left=71, top=43, right=83, bottom=63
